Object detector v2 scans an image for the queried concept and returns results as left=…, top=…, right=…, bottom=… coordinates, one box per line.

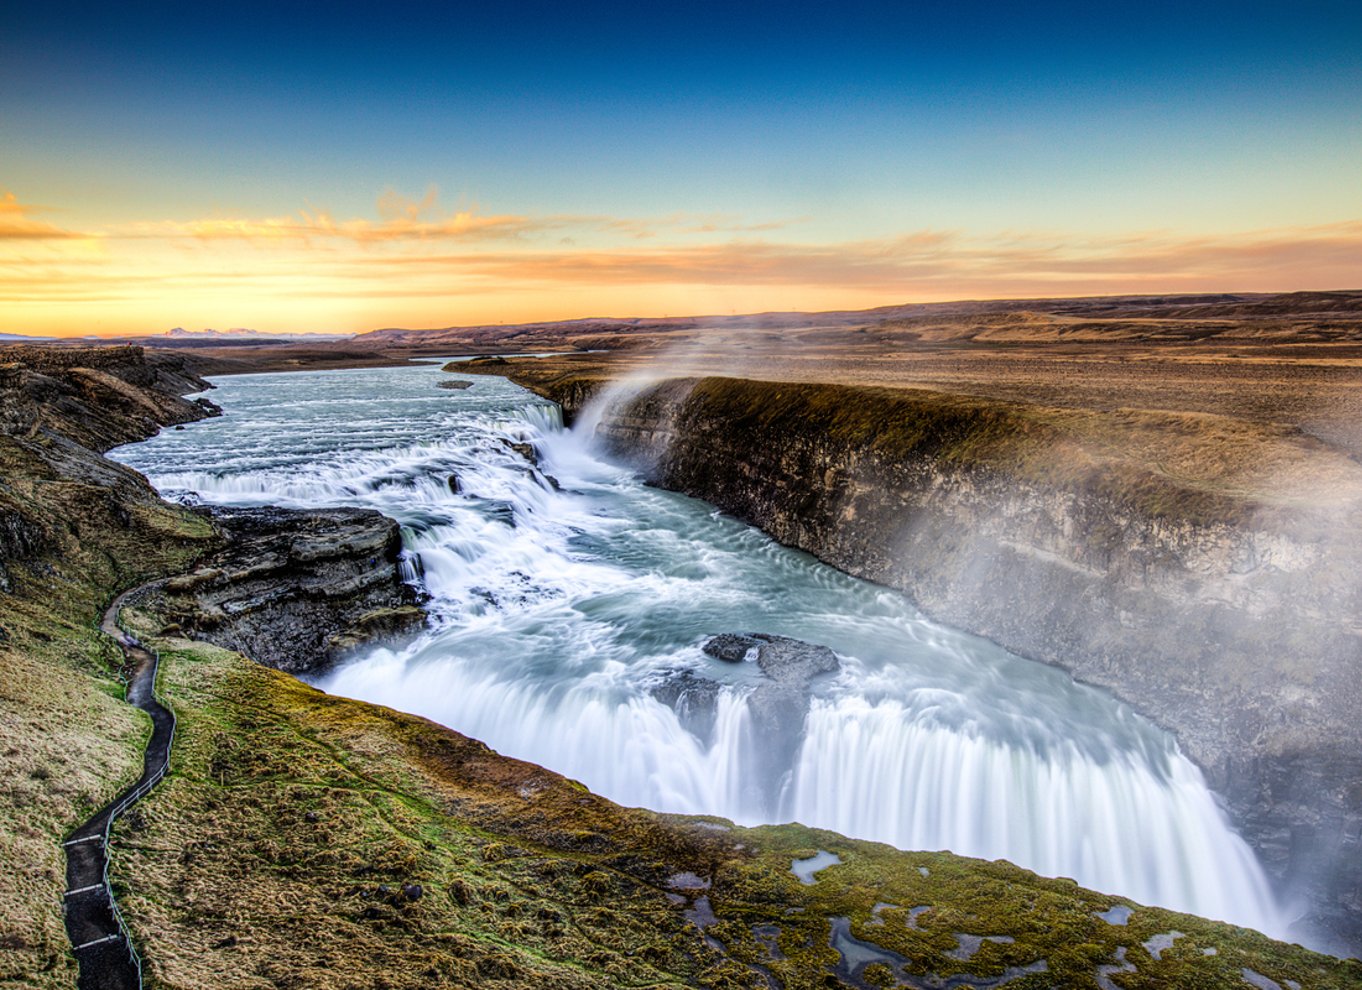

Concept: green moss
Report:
left=85, top=621, right=1360, bottom=989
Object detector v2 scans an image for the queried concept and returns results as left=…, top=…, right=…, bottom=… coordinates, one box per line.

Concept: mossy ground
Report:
left=0, top=434, right=217, bottom=988
left=88, top=597, right=1359, bottom=989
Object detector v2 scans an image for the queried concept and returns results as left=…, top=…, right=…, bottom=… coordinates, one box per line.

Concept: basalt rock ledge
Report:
left=133, top=504, right=425, bottom=675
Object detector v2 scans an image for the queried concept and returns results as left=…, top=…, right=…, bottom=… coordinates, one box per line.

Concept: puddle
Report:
left=1096, top=946, right=1137, bottom=990
left=1095, top=904, right=1133, bottom=926
left=1240, top=969, right=1300, bottom=990
left=685, top=895, right=717, bottom=929
left=1142, top=930, right=1184, bottom=961
left=829, top=916, right=1047, bottom=989
left=869, top=902, right=900, bottom=926
left=753, top=923, right=786, bottom=960
left=667, top=871, right=711, bottom=891
left=684, top=894, right=724, bottom=951
left=947, top=933, right=1015, bottom=961
left=791, top=850, right=842, bottom=885
left=830, top=915, right=914, bottom=986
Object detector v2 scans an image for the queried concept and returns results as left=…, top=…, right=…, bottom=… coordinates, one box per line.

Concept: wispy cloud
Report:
left=0, top=192, right=91, bottom=240
left=325, top=220, right=1362, bottom=292
left=2, top=184, right=1358, bottom=335
left=126, top=187, right=539, bottom=244
left=112, top=188, right=806, bottom=246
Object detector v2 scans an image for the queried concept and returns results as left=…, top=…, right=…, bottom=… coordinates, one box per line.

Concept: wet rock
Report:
left=437, top=379, right=474, bottom=390
left=144, top=506, right=426, bottom=675
left=504, top=440, right=538, bottom=465
left=448, top=473, right=461, bottom=494
left=701, top=633, right=758, bottom=662
left=328, top=606, right=427, bottom=656
left=748, top=633, right=839, bottom=683
left=655, top=633, right=840, bottom=811
left=650, top=670, right=721, bottom=743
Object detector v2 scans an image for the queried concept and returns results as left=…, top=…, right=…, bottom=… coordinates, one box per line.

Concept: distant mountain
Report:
left=160, top=327, right=355, bottom=342
left=0, top=332, right=55, bottom=341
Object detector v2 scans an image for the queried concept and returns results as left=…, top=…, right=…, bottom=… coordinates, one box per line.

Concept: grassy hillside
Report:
left=97, top=608, right=1362, bottom=989
left=0, top=433, right=217, bottom=987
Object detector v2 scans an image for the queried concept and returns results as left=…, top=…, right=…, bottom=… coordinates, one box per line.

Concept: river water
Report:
left=111, top=361, right=1286, bottom=936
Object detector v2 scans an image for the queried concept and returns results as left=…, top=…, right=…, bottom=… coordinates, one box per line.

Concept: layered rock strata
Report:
left=135, top=506, right=424, bottom=674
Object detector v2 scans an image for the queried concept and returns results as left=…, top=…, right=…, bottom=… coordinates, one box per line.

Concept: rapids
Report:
left=111, top=361, right=1287, bottom=937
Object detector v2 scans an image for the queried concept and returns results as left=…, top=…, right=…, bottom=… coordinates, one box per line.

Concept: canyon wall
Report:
left=529, top=372, right=1362, bottom=949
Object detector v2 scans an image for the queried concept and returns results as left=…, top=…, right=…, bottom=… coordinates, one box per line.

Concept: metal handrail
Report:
left=64, top=614, right=177, bottom=987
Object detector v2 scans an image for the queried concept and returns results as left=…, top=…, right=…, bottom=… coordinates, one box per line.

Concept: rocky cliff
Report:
left=134, top=505, right=425, bottom=674
left=503, top=369, right=1362, bottom=951
left=0, top=345, right=221, bottom=598
left=0, top=344, right=219, bottom=452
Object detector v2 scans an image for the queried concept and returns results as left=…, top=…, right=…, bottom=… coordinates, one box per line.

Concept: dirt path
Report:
left=62, top=586, right=174, bottom=990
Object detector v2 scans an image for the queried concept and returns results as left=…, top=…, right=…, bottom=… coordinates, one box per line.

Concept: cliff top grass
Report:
left=480, top=360, right=1362, bottom=531
left=0, top=434, right=218, bottom=987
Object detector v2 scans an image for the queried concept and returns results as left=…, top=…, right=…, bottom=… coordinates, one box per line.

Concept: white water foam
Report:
left=111, top=362, right=1289, bottom=938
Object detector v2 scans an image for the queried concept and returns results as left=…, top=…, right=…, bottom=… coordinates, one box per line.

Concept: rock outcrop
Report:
left=0, top=344, right=423, bottom=674
left=0, top=344, right=219, bottom=452
left=134, top=506, right=425, bottom=675
left=654, top=633, right=840, bottom=811
left=512, top=371, right=1362, bottom=950
left=0, top=345, right=222, bottom=601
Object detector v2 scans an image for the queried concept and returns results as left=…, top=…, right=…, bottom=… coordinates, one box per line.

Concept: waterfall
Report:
left=109, top=361, right=1290, bottom=940
left=786, top=696, right=1278, bottom=931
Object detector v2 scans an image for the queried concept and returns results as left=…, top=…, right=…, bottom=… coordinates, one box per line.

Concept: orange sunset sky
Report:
left=3, top=3, right=1360, bottom=337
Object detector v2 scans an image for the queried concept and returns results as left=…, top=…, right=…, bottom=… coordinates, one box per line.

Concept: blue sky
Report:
left=2, top=1, right=1359, bottom=333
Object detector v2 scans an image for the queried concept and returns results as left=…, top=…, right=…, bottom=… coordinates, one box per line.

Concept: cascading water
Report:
left=111, top=361, right=1288, bottom=938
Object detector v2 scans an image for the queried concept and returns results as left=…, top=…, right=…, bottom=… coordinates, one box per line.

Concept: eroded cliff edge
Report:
left=493, top=367, right=1362, bottom=949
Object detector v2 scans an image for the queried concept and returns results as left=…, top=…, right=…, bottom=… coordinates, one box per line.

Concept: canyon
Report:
left=4, top=310, right=1362, bottom=987
left=474, top=359, right=1362, bottom=950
